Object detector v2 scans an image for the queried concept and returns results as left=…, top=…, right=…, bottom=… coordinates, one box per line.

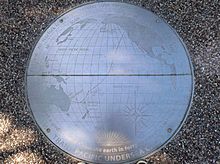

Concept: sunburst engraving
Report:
left=96, top=131, right=130, bottom=147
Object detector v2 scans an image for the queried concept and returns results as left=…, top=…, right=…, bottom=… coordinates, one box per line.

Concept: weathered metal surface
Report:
left=26, top=2, right=194, bottom=163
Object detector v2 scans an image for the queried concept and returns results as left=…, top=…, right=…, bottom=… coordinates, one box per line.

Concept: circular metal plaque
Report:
left=26, top=2, right=194, bottom=164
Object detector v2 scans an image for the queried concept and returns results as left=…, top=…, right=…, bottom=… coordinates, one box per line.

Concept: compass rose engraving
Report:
left=124, top=92, right=151, bottom=136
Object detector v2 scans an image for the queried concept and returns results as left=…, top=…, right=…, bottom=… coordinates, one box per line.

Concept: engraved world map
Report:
left=26, top=2, right=193, bottom=163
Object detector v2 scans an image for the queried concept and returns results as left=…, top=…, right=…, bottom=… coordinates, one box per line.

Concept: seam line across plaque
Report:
left=27, top=73, right=191, bottom=76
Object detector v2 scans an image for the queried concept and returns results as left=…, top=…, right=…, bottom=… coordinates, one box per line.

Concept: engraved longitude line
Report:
left=110, top=24, right=115, bottom=51
left=97, top=23, right=106, bottom=126
left=68, top=23, right=98, bottom=126
left=110, top=23, right=117, bottom=115
left=88, top=22, right=105, bottom=126
left=112, top=24, right=117, bottom=113
left=67, top=22, right=96, bottom=128
left=65, top=25, right=82, bottom=77
left=64, top=24, right=83, bottom=123
left=123, top=31, right=144, bottom=135
left=112, top=24, right=117, bottom=49
left=80, top=22, right=100, bottom=127
left=64, top=28, right=80, bottom=121
left=104, top=24, right=110, bottom=117
left=71, top=23, right=92, bottom=125
left=73, top=23, right=99, bottom=130
left=50, top=24, right=66, bottom=74
left=107, top=23, right=114, bottom=116
left=118, top=24, right=129, bottom=116
left=65, top=23, right=88, bottom=125
left=110, top=24, right=117, bottom=114
left=102, top=23, right=123, bottom=115
left=105, top=23, right=109, bottom=116
left=81, top=23, right=97, bottom=78
left=111, top=24, right=125, bottom=115
left=57, top=25, right=74, bottom=74
left=129, top=30, right=146, bottom=109
left=110, top=23, right=117, bottom=116
left=124, top=25, right=144, bottom=122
